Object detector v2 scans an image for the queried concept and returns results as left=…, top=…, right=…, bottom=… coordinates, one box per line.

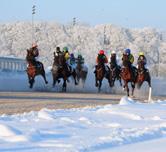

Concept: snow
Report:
left=0, top=21, right=166, bottom=151
left=0, top=97, right=165, bottom=151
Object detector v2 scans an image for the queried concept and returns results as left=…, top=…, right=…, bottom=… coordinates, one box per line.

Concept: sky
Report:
left=0, top=0, right=165, bottom=29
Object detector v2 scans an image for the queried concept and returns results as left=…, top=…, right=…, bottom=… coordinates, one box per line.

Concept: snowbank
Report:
left=0, top=99, right=165, bottom=151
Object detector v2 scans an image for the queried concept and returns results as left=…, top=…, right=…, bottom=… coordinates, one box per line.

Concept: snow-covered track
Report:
left=0, top=92, right=165, bottom=115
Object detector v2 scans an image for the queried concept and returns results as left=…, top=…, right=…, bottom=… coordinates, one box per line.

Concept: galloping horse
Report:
left=95, top=58, right=109, bottom=92
left=120, top=54, right=136, bottom=96
left=75, top=58, right=88, bottom=87
left=109, top=60, right=122, bottom=87
left=136, top=60, right=152, bottom=101
left=136, top=60, right=151, bottom=88
left=26, top=49, right=48, bottom=88
left=52, top=52, right=77, bottom=92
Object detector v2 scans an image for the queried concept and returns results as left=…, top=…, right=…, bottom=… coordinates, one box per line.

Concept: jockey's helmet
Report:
left=111, top=50, right=116, bottom=55
left=32, top=43, right=38, bottom=48
left=56, top=47, right=61, bottom=53
left=139, top=52, right=144, bottom=56
left=63, top=47, right=69, bottom=52
left=124, top=48, right=131, bottom=55
left=99, top=50, right=104, bottom=55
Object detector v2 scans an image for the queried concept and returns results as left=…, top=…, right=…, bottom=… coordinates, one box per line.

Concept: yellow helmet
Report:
left=139, top=52, right=144, bottom=56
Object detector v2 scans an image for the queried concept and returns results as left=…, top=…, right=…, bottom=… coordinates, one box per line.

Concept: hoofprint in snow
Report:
left=0, top=97, right=165, bottom=152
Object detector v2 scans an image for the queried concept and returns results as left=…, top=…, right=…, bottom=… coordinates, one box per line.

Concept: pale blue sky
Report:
left=0, top=0, right=165, bottom=29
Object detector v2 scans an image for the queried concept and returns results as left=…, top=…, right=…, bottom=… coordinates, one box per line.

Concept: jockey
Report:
left=122, top=48, right=134, bottom=64
left=109, top=50, right=117, bottom=66
left=94, top=50, right=109, bottom=74
left=122, top=48, right=137, bottom=79
left=30, top=43, right=41, bottom=67
left=55, top=46, right=62, bottom=56
left=96, top=50, right=108, bottom=64
left=63, top=47, right=71, bottom=72
left=137, top=52, right=147, bottom=65
left=109, top=50, right=121, bottom=70
left=53, top=47, right=62, bottom=66
left=31, top=43, right=39, bottom=58
left=137, top=52, right=148, bottom=71
left=76, top=53, right=85, bottom=64
left=76, top=53, right=88, bottom=72
left=63, top=47, right=70, bottom=62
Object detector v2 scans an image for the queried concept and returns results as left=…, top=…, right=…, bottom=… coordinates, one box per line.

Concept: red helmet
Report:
left=99, top=50, right=104, bottom=55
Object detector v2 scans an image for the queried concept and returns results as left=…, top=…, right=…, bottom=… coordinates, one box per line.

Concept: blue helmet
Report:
left=124, top=48, right=131, bottom=55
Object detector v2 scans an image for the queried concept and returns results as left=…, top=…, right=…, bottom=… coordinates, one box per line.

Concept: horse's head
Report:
left=138, top=60, right=145, bottom=71
left=58, top=54, right=66, bottom=66
left=122, top=53, right=130, bottom=67
left=26, top=49, right=34, bottom=61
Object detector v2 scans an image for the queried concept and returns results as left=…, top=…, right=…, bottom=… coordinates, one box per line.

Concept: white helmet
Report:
left=111, top=50, right=116, bottom=54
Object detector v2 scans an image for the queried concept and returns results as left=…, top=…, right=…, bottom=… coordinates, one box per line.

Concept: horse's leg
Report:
left=119, top=78, right=122, bottom=86
left=41, top=71, right=48, bottom=84
left=98, top=80, right=102, bottom=92
left=62, top=79, right=67, bottom=92
left=124, top=81, right=129, bottom=96
left=95, top=77, right=98, bottom=87
left=29, top=77, right=35, bottom=88
left=131, top=82, right=135, bottom=97
left=147, top=74, right=151, bottom=88
left=52, top=75, right=56, bottom=87
left=72, top=71, right=78, bottom=85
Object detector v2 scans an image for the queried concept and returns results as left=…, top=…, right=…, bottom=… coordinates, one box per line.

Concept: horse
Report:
left=26, top=49, right=48, bottom=88
left=95, top=61, right=109, bottom=92
left=75, top=58, right=88, bottom=87
left=120, top=54, right=136, bottom=96
left=52, top=52, right=78, bottom=92
left=136, top=60, right=152, bottom=101
left=109, top=60, right=122, bottom=87
left=136, top=60, right=151, bottom=88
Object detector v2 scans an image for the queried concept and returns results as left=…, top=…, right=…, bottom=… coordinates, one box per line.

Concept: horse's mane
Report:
left=122, top=54, right=130, bottom=67
left=26, top=49, right=35, bottom=62
left=97, top=55, right=105, bottom=66
left=58, top=53, right=66, bottom=66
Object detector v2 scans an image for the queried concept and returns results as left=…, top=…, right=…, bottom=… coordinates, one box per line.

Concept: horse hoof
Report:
left=46, top=81, right=48, bottom=84
left=95, top=83, right=98, bottom=87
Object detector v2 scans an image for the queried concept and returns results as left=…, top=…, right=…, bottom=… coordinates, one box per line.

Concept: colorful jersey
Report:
left=128, top=54, right=134, bottom=64
left=64, top=52, right=70, bottom=61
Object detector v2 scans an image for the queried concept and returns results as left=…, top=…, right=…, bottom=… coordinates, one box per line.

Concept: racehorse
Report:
left=75, top=58, right=88, bottom=87
left=136, top=60, right=152, bottom=101
left=26, top=49, right=48, bottom=88
left=109, top=61, right=122, bottom=87
left=136, top=60, right=151, bottom=89
left=52, top=52, right=78, bottom=92
left=120, top=54, right=136, bottom=96
left=95, top=62, right=109, bottom=92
